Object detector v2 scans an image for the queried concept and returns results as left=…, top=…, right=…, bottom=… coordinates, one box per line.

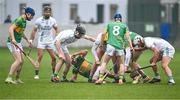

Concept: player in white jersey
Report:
left=89, top=32, right=107, bottom=82
left=51, top=25, right=95, bottom=82
left=136, top=37, right=175, bottom=85
left=30, top=6, right=59, bottom=79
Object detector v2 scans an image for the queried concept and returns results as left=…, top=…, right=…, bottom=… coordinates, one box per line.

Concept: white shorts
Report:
left=106, top=44, right=124, bottom=56
left=7, top=42, right=23, bottom=53
left=125, top=48, right=131, bottom=67
left=37, top=42, right=54, bottom=49
left=53, top=45, right=69, bottom=54
left=162, top=47, right=175, bottom=58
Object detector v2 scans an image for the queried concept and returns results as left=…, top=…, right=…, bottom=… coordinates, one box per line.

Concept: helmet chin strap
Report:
left=25, top=13, right=31, bottom=21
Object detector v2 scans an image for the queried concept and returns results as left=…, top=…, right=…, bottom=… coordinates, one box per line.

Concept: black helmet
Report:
left=76, top=24, right=86, bottom=35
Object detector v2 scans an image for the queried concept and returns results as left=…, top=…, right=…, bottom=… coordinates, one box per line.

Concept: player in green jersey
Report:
left=95, top=13, right=134, bottom=85
left=70, top=50, right=114, bottom=82
left=5, top=7, right=35, bottom=84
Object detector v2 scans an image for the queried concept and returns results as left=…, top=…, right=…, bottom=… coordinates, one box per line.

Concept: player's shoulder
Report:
left=144, top=37, right=152, bottom=41
left=108, top=22, right=127, bottom=27
left=35, top=17, right=43, bottom=22
left=49, top=17, right=56, bottom=20
left=60, top=29, right=74, bottom=35
left=14, top=16, right=23, bottom=22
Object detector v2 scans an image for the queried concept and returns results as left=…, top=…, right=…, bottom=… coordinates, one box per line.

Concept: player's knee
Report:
left=16, top=59, right=23, bottom=65
left=162, top=63, right=168, bottom=69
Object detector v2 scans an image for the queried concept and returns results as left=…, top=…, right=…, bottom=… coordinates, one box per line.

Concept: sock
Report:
left=54, top=73, right=58, bottom=77
left=154, top=72, right=159, bottom=76
left=63, top=76, right=66, bottom=79
left=35, top=70, right=39, bottom=75
left=168, top=76, right=173, bottom=80
left=99, top=73, right=104, bottom=80
left=8, top=74, right=13, bottom=78
left=119, top=75, right=124, bottom=80
left=154, top=75, right=160, bottom=79
left=88, top=76, right=92, bottom=80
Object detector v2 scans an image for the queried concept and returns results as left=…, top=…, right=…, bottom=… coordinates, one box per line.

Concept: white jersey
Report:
left=55, top=30, right=78, bottom=46
left=144, top=37, right=174, bottom=51
left=35, top=16, right=57, bottom=44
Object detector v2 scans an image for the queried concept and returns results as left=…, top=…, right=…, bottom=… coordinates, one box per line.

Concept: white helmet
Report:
left=133, top=35, right=144, bottom=46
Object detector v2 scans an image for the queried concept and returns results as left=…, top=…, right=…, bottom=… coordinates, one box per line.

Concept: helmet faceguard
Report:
left=133, top=35, right=144, bottom=48
left=113, top=13, right=122, bottom=21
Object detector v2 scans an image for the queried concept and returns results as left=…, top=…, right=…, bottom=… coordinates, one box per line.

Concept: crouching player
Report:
left=70, top=49, right=114, bottom=82
left=136, top=37, right=175, bottom=85
left=124, top=32, right=150, bottom=84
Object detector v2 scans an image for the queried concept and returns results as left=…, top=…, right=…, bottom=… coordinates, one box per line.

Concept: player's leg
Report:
left=61, top=53, right=71, bottom=82
left=47, top=48, right=56, bottom=74
left=162, top=57, right=175, bottom=84
left=116, top=54, right=125, bottom=85
left=149, top=55, right=162, bottom=83
left=52, top=46, right=67, bottom=82
left=5, top=43, right=23, bottom=84
left=111, top=55, right=120, bottom=83
left=95, top=44, right=113, bottom=84
left=131, top=51, right=150, bottom=83
left=162, top=48, right=175, bottom=85
left=111, top=47, right=125, bottom=85
left=92, top=66, right=102, bottom=82
left=89, top=48, right=105, bottom=82
left=14, top=53, right=24, bottom=84
left=95, top=54, right=111, bottom=84
left=124, top=47, right=131, bottom=71
left=33, top=48, right=44, bottom=79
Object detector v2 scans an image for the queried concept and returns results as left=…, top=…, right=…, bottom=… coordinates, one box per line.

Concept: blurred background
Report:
left=0, top=0, right=179, bottom=48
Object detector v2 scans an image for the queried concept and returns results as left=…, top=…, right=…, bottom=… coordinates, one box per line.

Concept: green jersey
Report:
left=7, top=16, right=26, bottom=43
left=72, top=56, right=92, bottom=78
left=124, top=31, right=138, bottom=47
left=107, top=22, right=129, bottom=49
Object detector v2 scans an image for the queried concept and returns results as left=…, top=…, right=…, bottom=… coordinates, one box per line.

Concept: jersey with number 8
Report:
left=107, top=22, right=129, bottom=49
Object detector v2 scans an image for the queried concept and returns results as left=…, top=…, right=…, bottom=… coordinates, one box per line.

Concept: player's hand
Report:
left=130, top=48, right=135, bottom=55
left=71, top=55, right=76, bottom=59
left=150, top=62, right=156, bottom=67
left=58, top=53, right=65, bottom=60
left=95, top=60, right=101, bottom=65
left=11, top=39, right=17, bottom=45
left=29, top=40, right=33, bottom=48
left=99, top=44, right=103, bottom=49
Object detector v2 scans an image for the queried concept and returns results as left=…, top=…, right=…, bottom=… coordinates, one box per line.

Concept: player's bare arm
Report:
left=126, top=31, right=134, bottom=51
left=9, top=24, right=17, bottom=44
left=71, top=49, right=88, bottom=58
left=134, top=47, right=147, bottom=51
left=99, top=32, right=106, bottom=48
left=22, top=33, right=30, bottom=44
left=83, top=35, right=95, bottom=42
left=30, top=27, right=38, bottom=41
left=55, top=40, right=65, bottom=60
left=53, top=25, right=60, bottom=36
